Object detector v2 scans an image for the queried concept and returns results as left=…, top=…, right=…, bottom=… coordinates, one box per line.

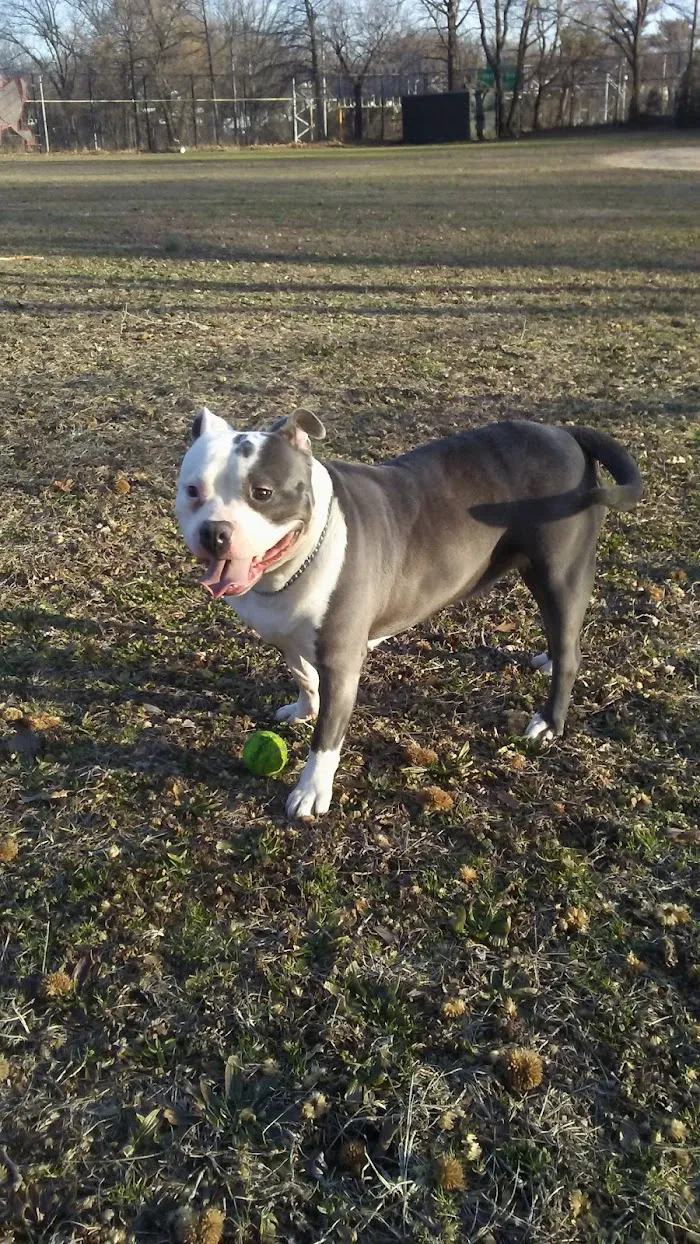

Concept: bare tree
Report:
left=303, top=0, right=326, bottom=135
left=473, top=0, right=533, bottom=134
left=602, top=0, right=661, bottom=117
left=327, top=0, right=403, bottom=139
left=0, top=0, right=84, bottom=97
left=125, top=0, right=194, bottom=146
left=529, top=0, right=566, bottom=128
left=668, top=0, right=698, bottom=118
left=506, top=0, right=535, bottom=129
left=417, top=0, right=473, bottom=89
left=278, top=0, right=328, bottom=138
left=78, top=0, right=147, bottom=144
left=684, top=0, right=699, bottom=106
left=216, top=0, right=291, bottom=142
left=0, top=34, right=31, bottom=71
left=193, top=0, right=220, bottom=140
left=549, top=17, right=605, bottom=124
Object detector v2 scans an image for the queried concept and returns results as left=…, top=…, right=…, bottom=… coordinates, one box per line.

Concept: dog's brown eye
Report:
left=187, top=484, right=199, bottom=500
left=251, top=486, right=273, bottom=503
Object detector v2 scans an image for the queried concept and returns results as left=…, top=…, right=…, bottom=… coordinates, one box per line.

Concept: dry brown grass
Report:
left=0, top=135, right=698, bottom=1243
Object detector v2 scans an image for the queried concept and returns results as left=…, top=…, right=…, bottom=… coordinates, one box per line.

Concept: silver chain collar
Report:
left=252, top=499, right=334, bottom=596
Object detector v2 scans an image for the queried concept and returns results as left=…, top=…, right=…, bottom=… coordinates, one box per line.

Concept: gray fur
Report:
left=308, top=420, right=641, bottom=781
left=248, top=431, right=315, bottom=527
left=234, top=435, right=255, bottom=458
left=177, top=415, right=642, bottom=817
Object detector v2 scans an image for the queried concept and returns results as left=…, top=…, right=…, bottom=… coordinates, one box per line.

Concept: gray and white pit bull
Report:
left=175, top=408, right=642, bottom=819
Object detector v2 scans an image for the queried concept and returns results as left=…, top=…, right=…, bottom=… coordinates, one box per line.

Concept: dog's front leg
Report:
left=285, top=648, right=365, bottom=819
left=275, top=650, right=319, bottom=724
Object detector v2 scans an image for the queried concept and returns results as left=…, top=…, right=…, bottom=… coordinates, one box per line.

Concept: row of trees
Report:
left=0, top=0, right=697, bottom=144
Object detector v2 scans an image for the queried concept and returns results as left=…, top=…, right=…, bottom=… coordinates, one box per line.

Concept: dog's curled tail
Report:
left=568, top=426, right=643, bottom=511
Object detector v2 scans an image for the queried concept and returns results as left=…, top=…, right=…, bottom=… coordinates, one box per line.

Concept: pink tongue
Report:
left=200, top=556, right=256, bottom=599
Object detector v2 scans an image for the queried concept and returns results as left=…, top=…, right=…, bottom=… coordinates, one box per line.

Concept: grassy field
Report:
left=0, top=134, right=699, bottom=1244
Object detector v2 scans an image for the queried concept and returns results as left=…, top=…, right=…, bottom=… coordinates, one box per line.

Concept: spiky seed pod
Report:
left=197, top=1209, right=224, bottom=1244
left=501, top=1047, right=544, bottom=1093
left=654, top=903, right=691, bottom=927
left=404, top=742, right=439, bottom=766
left=564, top=906, right=590, bottom=933
left=416, top=786, right=454, bottom=813
left=434, top=1154, right=465, bottom=1192
left=170, top=1208, right=225, bottom=1244
left=441, top=998, right=467, bottom=1019
left=41, top=971, right=74, bottom=999
left=667, top=1119, right=688, bottom=1144
left=0, top=837, right=19, bottom=863
left=339, top=1140, right=367, bottom=1174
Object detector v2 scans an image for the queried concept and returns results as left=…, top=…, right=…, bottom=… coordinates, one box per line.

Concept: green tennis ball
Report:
left=242, top=730, right=288, bottom=777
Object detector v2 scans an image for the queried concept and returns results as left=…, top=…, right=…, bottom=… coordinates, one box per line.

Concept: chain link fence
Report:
left=4, top=54, right=687, bottom=154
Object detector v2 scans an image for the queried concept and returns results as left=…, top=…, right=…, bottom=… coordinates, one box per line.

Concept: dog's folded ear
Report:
left=269, top=408, right=326, bottom=454
left=191, top=407, right=227, bottom=441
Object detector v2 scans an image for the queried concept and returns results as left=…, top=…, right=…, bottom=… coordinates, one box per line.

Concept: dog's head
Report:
left=175, top=406, right=326, bottom=598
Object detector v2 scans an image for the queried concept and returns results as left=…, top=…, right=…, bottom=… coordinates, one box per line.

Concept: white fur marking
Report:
left=531, top=652, right=553, bottom=676
left=275, top=653, right=319, bottom=722
left=524, top=712, right=554, bottom=742
left=231, top=462, right=345, bottom=647
left=275, top=699, right=317, bottom=723
left=286, top=748, right=340, bottom=818
left=175, top=426, right=295, bottom=567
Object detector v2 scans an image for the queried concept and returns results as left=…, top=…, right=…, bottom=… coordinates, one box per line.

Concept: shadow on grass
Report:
left=2, top=296, right=695, bottom=321
left=1, top=164, right=699, bottom=275
left=4, top=272, right=700, bottom=299
left=5, top=234, right=700, bottom=274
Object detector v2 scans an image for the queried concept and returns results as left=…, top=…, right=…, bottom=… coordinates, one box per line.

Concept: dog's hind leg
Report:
left=520, top=566, right=554, bottom=678
left=520, top=551, right=596, bottom=740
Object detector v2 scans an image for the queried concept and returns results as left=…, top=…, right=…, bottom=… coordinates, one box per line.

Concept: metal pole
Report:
left=604, top=73, right=609, bottom=124
left=210, top=79, right=220, bottom=145
left=142, top=75, right=153, bottom=150
left=38, top=74, right=50, bottom=154
left=231, top=49, right=240, bottom=142
left=191, top=75, right=198, bottom=146
left=322, top=74, right=328, bottom=140
left=88, top=69, right=98, bottom=148
left=292, top=76, right=299, bottom=143
left=129, top=62, right=140, bottom=148
left=30, top=77, right=42, bottom=151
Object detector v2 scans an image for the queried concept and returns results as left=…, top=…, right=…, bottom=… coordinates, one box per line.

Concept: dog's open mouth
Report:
left=199, top=527, right=302, bottom=599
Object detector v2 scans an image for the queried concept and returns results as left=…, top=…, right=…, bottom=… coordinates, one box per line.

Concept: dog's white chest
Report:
left=228, top=512, right=348, bottom=649
left=230, top=590, right=294, bottom=648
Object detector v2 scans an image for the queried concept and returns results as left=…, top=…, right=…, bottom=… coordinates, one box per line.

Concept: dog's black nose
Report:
left=200, top=520, right=233, bottom=559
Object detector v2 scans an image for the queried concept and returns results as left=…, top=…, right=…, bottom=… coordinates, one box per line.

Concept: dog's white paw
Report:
left=285, top=749, right=339, bottom=819
left=286, top=782, right=330, bottom=819
left=530, top=652, right=553, bottom=676
left=275, top=699, right=317, bottom=724
left=523, top=712, right=554, bottom=742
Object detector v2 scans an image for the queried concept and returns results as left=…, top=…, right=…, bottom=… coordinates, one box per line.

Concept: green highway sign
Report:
left=476, top=65, right=518, bottom=91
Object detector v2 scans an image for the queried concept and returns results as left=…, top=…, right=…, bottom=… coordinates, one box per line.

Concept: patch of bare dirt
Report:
left=600, top=144, right=700, bottom=172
